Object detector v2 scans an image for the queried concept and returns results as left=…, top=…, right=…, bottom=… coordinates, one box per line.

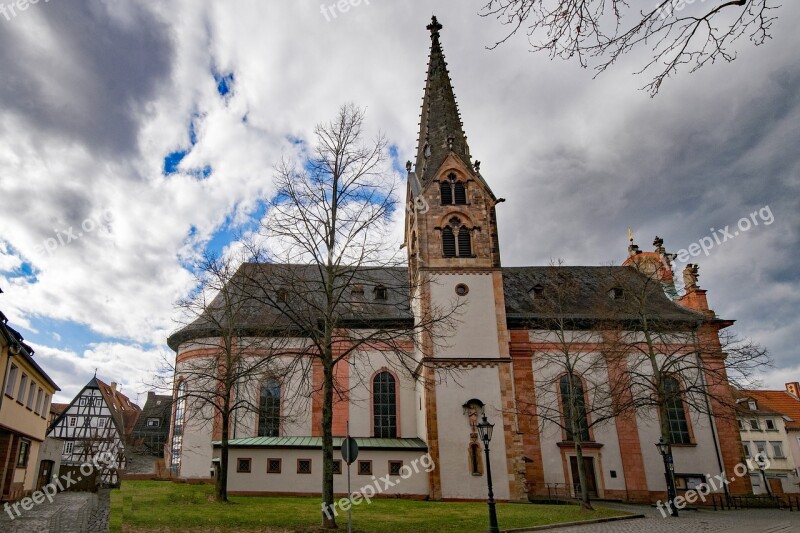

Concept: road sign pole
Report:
left=347, top=422, right=352, bottom=533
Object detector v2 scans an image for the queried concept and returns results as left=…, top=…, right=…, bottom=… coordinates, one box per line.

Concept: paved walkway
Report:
left=0, top=489, right=110, bottom=533
left=553, top=502, right=800, bottom=533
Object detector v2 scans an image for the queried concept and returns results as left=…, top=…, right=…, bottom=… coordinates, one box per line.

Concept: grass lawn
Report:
left=111, top=480, right=631, bottom=532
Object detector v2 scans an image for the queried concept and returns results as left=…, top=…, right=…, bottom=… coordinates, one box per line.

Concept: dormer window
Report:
left=748, top=400, right=757, bottom=411
left=608, top=287, right=624, bottom=300
left=351, top=284, right=365, bottom=297
left=374, top=286, right=387, bottom=301
left=440, top=174, right=467, bottom=205
left=276, top=289, right=289, bottom=304
left=530, top=285, right=545, bottom=300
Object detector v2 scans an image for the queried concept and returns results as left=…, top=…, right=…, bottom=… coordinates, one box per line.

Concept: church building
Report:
left=166, top=17, right=749, bottom=503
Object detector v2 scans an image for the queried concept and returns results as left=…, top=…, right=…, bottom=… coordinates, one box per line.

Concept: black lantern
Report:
left=656, top=437, right=678, bottom=517
left=477, top=414, right=499, bottom=533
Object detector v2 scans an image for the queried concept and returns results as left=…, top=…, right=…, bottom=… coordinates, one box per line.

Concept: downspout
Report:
left=693, top=328, right=730, bottom=502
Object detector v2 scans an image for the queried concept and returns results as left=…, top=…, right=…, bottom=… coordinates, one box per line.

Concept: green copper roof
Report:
left=213, top=436, right=428, bottom=451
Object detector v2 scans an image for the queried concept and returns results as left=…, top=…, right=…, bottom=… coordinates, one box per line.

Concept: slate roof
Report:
left=169, top=263, right=709, bottom=351
left=0, top=311, right=60, bottom=391
left=213, top=436, right=428, bottom=451
left=132, top=392, right=173, bottom=435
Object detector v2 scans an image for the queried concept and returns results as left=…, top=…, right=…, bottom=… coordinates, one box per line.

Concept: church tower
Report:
left=407, top=17, right=525, bottom=502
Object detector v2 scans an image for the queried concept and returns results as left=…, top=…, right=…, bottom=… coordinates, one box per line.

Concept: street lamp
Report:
left=477, top=413, right=500, bottom=533
left=656, top=438, right=678, bottom=517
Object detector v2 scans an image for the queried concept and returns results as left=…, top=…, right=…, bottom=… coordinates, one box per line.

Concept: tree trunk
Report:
left=216, top=411, right=229, bottom=502
left=573, top=437, right=593, bottom=510
left=321, top=352, right=337, bottom=528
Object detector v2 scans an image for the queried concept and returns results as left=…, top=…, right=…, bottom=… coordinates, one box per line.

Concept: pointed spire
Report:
left=415, top=16, right=472, bottom=185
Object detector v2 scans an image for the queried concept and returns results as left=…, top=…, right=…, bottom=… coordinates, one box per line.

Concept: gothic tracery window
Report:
left=560, top=374, right=590, bottom=442
left=664, top=376, right=691, bottom=444
left=441, top=217, right=472, bottom=258
left=373, top=371, right=397, bottom=438
left=440, top=174, right=467, bottom=206
left=258, top=379, right=281, bottom=437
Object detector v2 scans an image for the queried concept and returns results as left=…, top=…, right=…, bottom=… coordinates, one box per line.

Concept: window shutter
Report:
left=442, top=227, right=456, bottom=257
left=440, top=181, right=453, bottom=205
left=454, top=182, right=467, bottom=204
left=457, top=226, right=472, bottom=257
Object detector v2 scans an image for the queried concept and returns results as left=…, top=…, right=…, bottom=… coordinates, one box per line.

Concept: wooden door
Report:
left=768, top=477, right=784, bottom=495
left=569, top=456, right=598, bottom=498
left=36, top=460, right=54, bottom=491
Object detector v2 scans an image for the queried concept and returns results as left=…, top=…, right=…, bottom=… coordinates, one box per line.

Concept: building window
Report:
left=664, top=376, right=691, bottom=444
left=389, top=461, right=403, bottom=476
left=5, top=364, right=17, bottom=397
left=358, top=460, right=372, bottom=475
left=34, top=388, right=43, bottom=415
left=237, top=458, right=251, bottom=473
left=530, top=285, right=545, bottom=300
left=441, top=218, right=472, bottom=258
left=560, top=374, right=590, bottom=442
left=455, top=283, right=469, bottom=296
left=373, top=371, right=397, bottom=438
left=470, top=443, right=482, bottom=476
left=351, top=284, right=364, bottom=296
left=42, top=394, right=50, bottom=419
left=69, top=417, right=77, bottom=427
left=374, top=286, right=387, bottom=301
left=146, top=418, right=160, bottom=428
left=770, top=442, right=784, bottom=458
left=267, top=458, right=282, bottom=474
left=276, top=289, right=289, bottom=303
left=743, top=442, right=751, bottom=458
left=765, top=419, right=776, bottom=431
left=749, top=418, right=760, bottom=431
left=440, top=174, right=467, bottom=206
left=171, top=381, right=187, bottom=474
left=64, top=442, right=74, bottom=455
left=98, top=418, right=106, bottom=428
left=737, top=418, right=744, bottom=430
left=297, top=459, right=312, bottom=474
left=17, top=374, right=28, bottom=403
left=748, top=400, right=757, bottom=410
left=258, top=379, right=281, bottom=437
left=754, top=441, right=767, bottom=457
left=26, top=382, right=35, bottom=409
left=17, top=440, right=30, bottom=467
left=332, top=460, right=342, bottom=475
left=608, top=287, right=625, bottom=300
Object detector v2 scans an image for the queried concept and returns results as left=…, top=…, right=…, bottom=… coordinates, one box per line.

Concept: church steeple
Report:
left=415, top=16, right=472, bottom=186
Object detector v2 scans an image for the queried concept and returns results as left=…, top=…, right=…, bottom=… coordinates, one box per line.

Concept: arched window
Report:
left=440, top=181, right=453, bottom=205
left=454, top=182, right=467, bottom=205
left=560, top=374, right=590, bottom=442
left=258, top=379, right=281, bottom=437
left=457, top=225, right=472, bottom=257
left=664, top=376, right=691, bottom=444
left=373, top=372, right=397, bottom=438
left=442, top=227, right=456, bottom=257
left=170, top=381, right=187, bottom=474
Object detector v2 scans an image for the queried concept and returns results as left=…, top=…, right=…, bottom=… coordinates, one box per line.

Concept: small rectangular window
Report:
left=17, top=374, right=28, bottom=402
left=765, top=419, right=776, bottom=430
left=297, top=459, right=312, bottom=474
left=749, top=419, right=760, bottom=431
left=69, top=417, right=77, bottom=427
left=389, top=461, right=403, bottom=476
left=98, top=418, right=106, bottom=428
left=147, top=418, right=160, bottom=428
left=374, top=286, right=387, bottom=301
left=237, top=458, right=251, bottom=473
left=332, top=460, right=342, bottom=475
left=5, top=364, right=18, bottom=397
left=770, top=442, right=784, bottom=458
left=267, top=458, right=282, bottom=474
left=26, top=383, right=36, bottom=409
left=736, top=418, right=744, bottom=430
left=35, top=388, right=43, bottom=415
left=64, top=442, right=74, bottom=455
left=17, top=440, right=30, bottom=467
left=743, top=442, right=751, bottom=458
left=42, top=394, right=50, bottom=419
left=358, top=460, right=372, bottom=476
left=755, top=441, right=767, bottom=457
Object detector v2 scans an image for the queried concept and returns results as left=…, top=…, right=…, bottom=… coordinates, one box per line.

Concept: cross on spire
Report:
left=427, top=15, right=443, bottom=39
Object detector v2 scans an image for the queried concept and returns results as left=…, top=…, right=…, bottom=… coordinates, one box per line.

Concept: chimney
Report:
left=111, top=382, right=117, bottom=392
left=786, top=382, right=800, bottom=398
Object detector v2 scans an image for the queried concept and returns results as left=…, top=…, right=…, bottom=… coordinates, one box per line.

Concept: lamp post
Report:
left=477, top=413, right=500, bottom=533
left=656, top=438, right=678, bottom=517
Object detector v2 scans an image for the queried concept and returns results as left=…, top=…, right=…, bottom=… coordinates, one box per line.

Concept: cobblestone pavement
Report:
left=554, top=502, right=800, bottom=533
left=0, top=490, right=109, bottom=533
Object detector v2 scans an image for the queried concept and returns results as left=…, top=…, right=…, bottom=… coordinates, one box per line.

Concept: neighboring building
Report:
left=737, top=384, right=800, bottom=494
left=48, top=377, right=141, bottom=487
left=131, top=392, right=172, bottom=458
left=0, top=308, right=60, bottom=501
left=166, top=17, right=750, bottom=503
left=50, top=402, right=69, bottom=426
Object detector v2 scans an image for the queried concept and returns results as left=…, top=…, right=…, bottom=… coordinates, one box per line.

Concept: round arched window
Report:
left=455, top=283, right=469, bottom=296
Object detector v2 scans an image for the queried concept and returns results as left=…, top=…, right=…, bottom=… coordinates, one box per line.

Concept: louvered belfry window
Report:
left=440, top=181, right=453, bottom=205
left=454, top=182, right=467, bottom=204
left=442, top=226, right=456, bottom=257
left=457, top=226, right=472, bottom=257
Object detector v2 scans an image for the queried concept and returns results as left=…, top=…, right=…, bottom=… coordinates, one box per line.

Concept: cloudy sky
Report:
left=0, top=0, right=797, bottom=404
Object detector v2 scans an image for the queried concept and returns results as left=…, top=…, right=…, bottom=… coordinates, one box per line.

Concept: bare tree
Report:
left=517, top=261, right=630, bottom=510
left=241, top=104, right=460, bottom=529
left=164, top=249, right=299, bottom=502
left=480, top=0, right=778, bottom=95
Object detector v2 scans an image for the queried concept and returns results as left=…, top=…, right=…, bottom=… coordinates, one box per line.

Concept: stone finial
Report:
left=683, top=264, right=700, bottom=290
left=653, top=236, right=665, bottom=254
left=405, top=160, right=412, bottom=173
left=427, top=15, right=443, bottom=38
